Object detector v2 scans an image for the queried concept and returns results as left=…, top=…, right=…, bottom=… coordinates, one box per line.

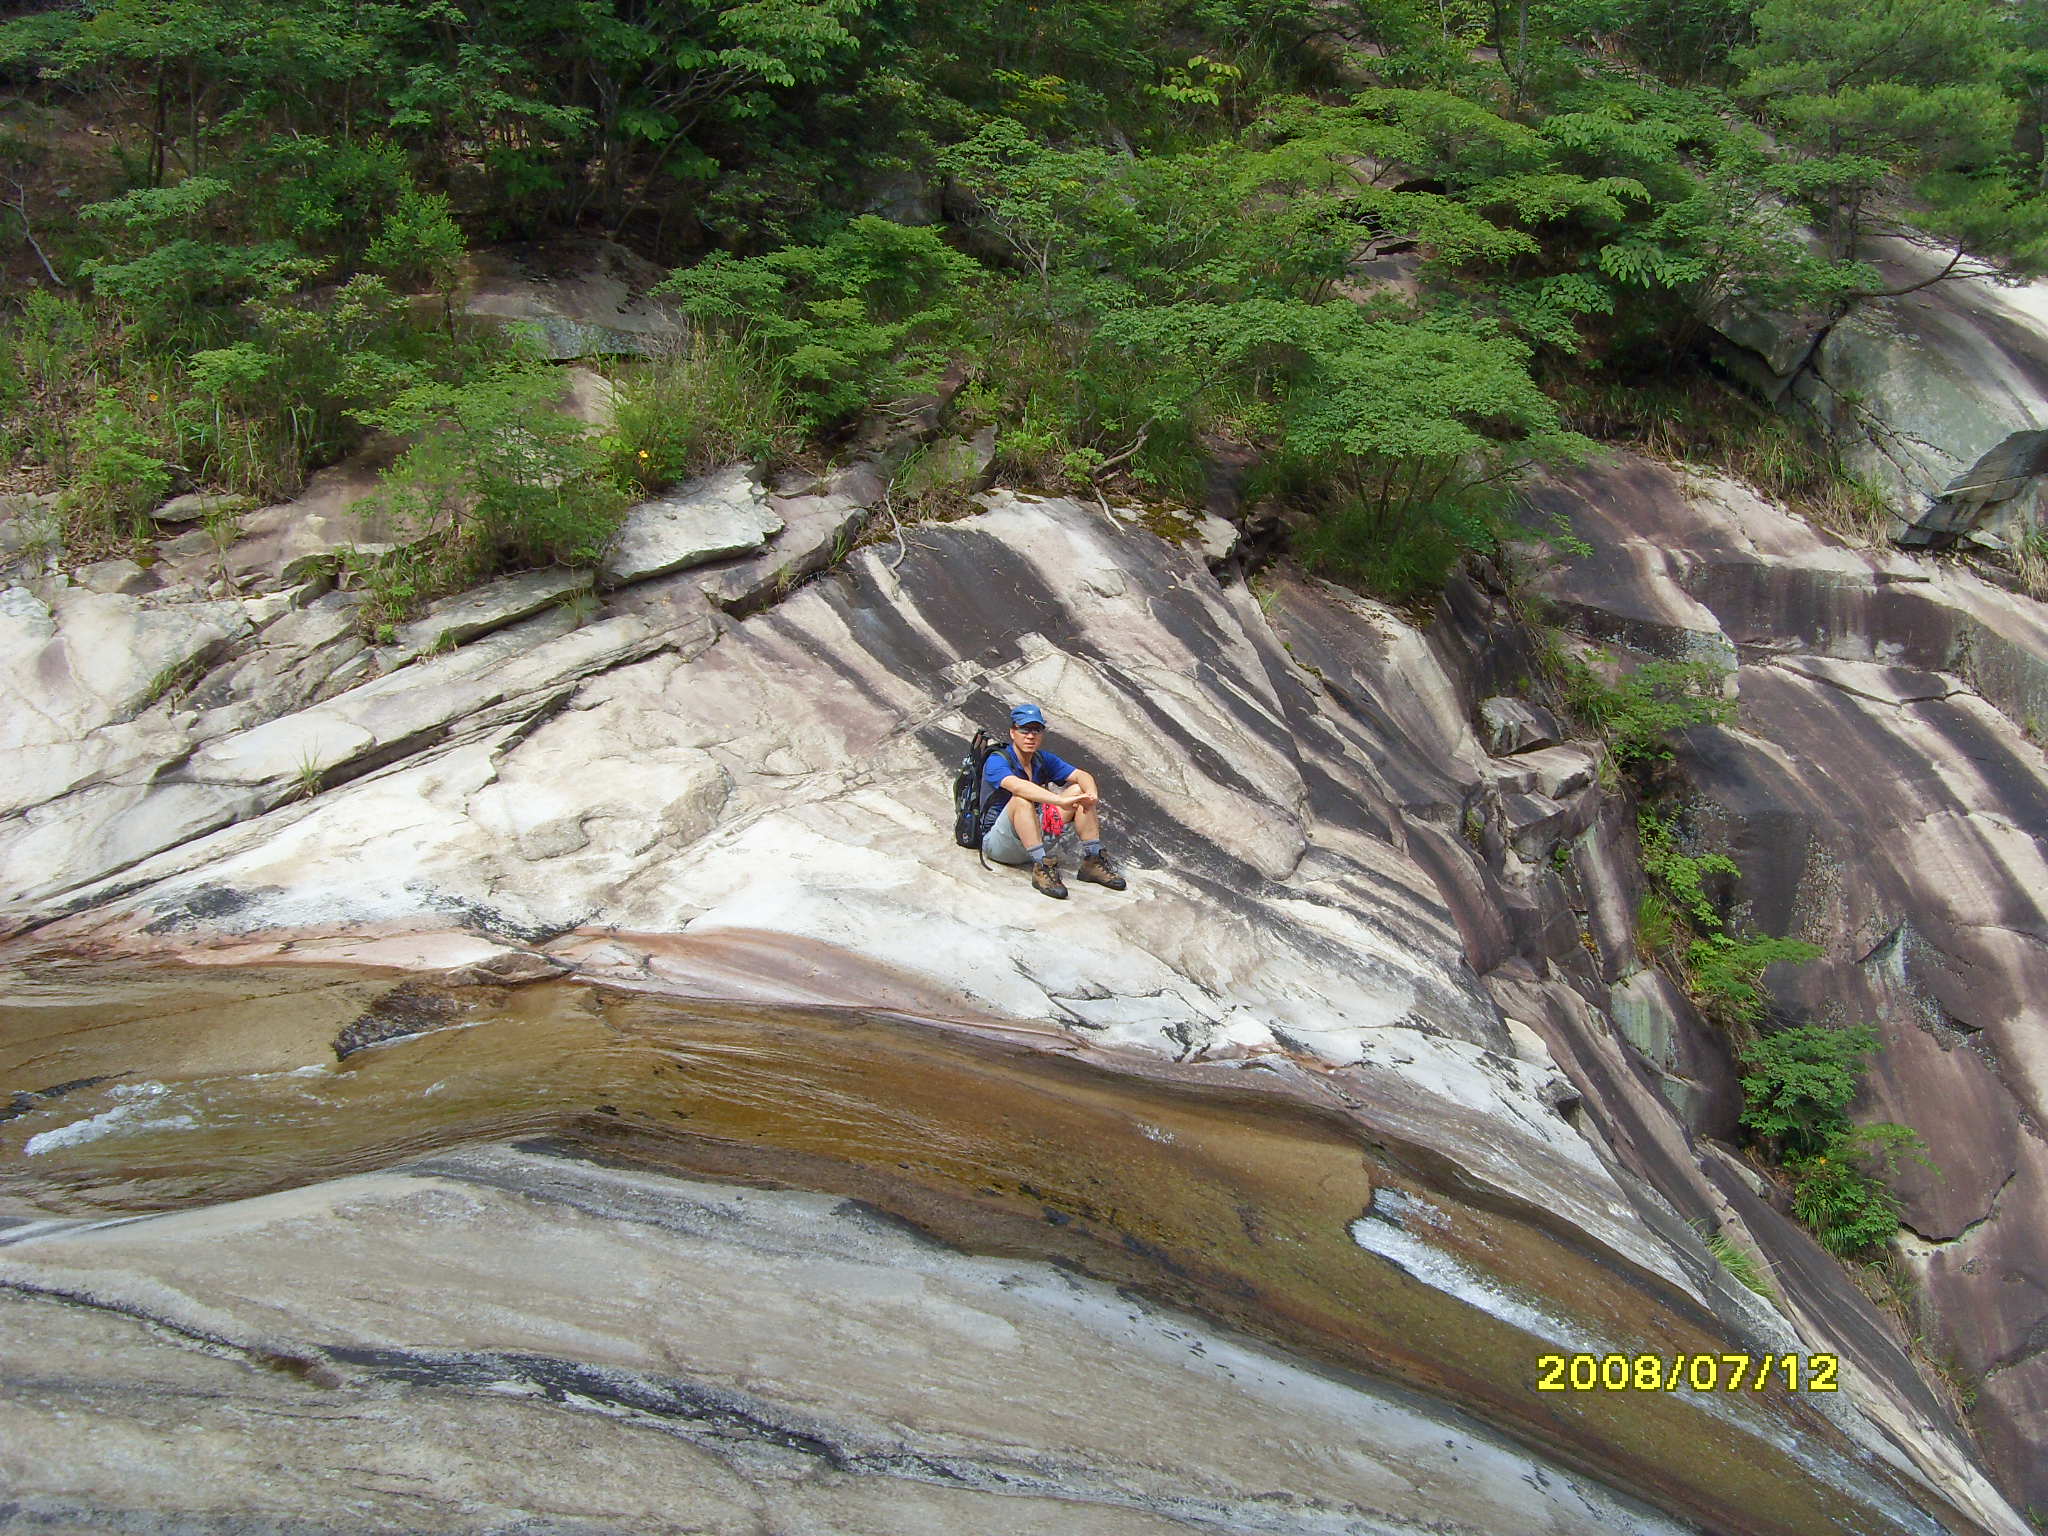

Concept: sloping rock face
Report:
left=1717, top=240, right=2048, bottom=548
left=462, top=236, right=686, bottom=361
left=0, top=1145, right=1706, bottom=1536
left=0, top=483, right=2025, bottom=1533
left=1525, top=458, right=2048, bottom=1513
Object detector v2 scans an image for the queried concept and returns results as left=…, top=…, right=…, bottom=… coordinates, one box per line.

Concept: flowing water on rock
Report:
left=0, top=957, right=1957, bottom=1535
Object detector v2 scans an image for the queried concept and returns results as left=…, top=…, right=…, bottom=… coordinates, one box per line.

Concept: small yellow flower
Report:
left=637, top=450, right=649, bottom=460
left=147, top=392, right=159, bottom=402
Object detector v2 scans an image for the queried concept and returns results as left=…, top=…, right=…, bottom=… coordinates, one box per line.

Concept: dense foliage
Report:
left=6, top=0, right=2048, bottom=600
left=1738, top=1023, right=1928, bottom=1257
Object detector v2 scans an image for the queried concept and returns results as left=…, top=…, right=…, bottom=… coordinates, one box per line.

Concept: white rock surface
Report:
left=0, top=585, right=248, bottom=752
left=0, top=1145, right=1697, bottom=1536
left=600, top=466, right=783, bottom=588
left=394, top=566, right=593, bottom=653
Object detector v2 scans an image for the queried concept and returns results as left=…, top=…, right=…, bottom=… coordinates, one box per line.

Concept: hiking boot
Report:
left=1076, top=852, right=1127, bottom=890
left=1031, top=859, right=1068, bottom=900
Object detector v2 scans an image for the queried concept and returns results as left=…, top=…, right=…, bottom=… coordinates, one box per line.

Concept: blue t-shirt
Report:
left=980, top=745, right=1076, bottom=832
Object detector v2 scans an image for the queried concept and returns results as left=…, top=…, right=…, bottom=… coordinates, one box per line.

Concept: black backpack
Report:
left=953, top=729, right=1006, bottom=852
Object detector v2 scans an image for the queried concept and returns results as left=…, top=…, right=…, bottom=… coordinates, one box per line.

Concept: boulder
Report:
left=1500, top=789, right=1567, bottom=857
left=462, top=237, right=685, bottom=361
left=600, top=466, right=783, bottom=589
left=1517, top=744, right=1598, bottom=800
left=1478, top=696, right=1560, bottom=755
left=899, top=427, right=997, bottom=496
left=149, top=491, right=243, bottom=526
left=393, top=567, right=594, bottom=654
left=71, top=557, right=156, bottom=596
left=1196, top=512, right=1239, bottom=564
left=698, top=487, right=870, bottom=616
left=1717, top=238, right=2048, bottom=548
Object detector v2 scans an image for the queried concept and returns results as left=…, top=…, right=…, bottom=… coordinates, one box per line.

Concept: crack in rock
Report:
left=1899, top=1168, right=2016, bottom=1249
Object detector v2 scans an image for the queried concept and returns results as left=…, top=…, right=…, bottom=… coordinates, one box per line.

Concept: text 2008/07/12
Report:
left=1536, top=1353, right=1839, bottom=1393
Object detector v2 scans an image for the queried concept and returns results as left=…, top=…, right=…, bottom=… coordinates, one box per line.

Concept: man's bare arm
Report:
left=1001, top=774, right=1091, bottom=807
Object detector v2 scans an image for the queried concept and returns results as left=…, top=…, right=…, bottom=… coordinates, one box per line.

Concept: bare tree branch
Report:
left=2, top=177, right=67, bottom=288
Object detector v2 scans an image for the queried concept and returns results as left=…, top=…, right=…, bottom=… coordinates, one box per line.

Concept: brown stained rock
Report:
left=1528, top=451, right=2048, bottom=1514
left=0, top=1141, right=1810, bottom=1536
left=333, top=982, right=469, bottom=1060
left=0, top=472, right=2033, bottom=1533
left=0, top=987, right=1998, bottom=1536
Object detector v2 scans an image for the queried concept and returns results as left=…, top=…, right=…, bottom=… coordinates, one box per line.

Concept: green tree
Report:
left=1734, top=0, right=2021, bottom=265
left=659, top=215, right=979, bottom=429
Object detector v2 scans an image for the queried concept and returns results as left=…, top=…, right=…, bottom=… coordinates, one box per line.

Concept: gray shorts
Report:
left=981, top=803, right=1072, bottom=866
left=980, top=804, right=1033, bottom=865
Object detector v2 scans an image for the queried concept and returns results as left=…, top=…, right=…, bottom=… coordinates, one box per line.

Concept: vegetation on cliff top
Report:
left=7, top=0, right=2048, bottom=604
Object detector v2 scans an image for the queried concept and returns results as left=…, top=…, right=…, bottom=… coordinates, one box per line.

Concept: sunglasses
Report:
left=1014, top=723, right=1046, bottom=733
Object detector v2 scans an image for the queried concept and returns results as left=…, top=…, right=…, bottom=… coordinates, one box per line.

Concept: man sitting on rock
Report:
left=981, top=703, right=1126, bottom=900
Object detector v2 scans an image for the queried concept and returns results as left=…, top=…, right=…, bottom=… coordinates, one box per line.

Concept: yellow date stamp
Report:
left=1536, top=1352, right=1839, bottom=1393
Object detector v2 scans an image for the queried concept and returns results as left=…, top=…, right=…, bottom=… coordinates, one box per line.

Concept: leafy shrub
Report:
left=251, top=135, right=413, bottom=260
left=174, top=275, right=455, bottom=498
left=356, top=363, right=628, bottom=615
left=366, top=183, right=467, bottom=302
left=1292, top=484, right=1508, bottom=607
left=1636, top=805, right=1818, bottom=1021
left=63, top=388, right=173, bottom=542
left=1787, top=1129, right=1921, bottom=1258
left=1738, top=1023, right=1929, bottom=1257
left=8, top=288, right=95, bottom=393
left=1738, top=1022, right=1882, bottom=1157
left=1638, top=806, right=1738, bottom=925
left=80, top=179, right=319, bottom=346
left=973, top=310, right=1210, bottom=503
left=1688, top=932, right=1823, bottom=1023
left=659, top=217, right=980, bottom=431
left=604, top=334, right=798, bottom=494
left=1566, top=653, right=1737, bottom=769
left=0, top=289, right=102, bottom=471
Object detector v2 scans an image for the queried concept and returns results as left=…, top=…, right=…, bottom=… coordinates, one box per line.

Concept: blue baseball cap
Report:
left=1009, top=703, right=1046, bottom=728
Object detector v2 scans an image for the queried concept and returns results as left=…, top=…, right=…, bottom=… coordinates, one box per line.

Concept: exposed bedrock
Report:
left=0, top=479, right=2026, bottom=1531
left=1529, top=456, right=2048, bottom=1513
left=1715, top=239, right=2048, bottom=550
left=0, top=1143, right=1709, bottom=1536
